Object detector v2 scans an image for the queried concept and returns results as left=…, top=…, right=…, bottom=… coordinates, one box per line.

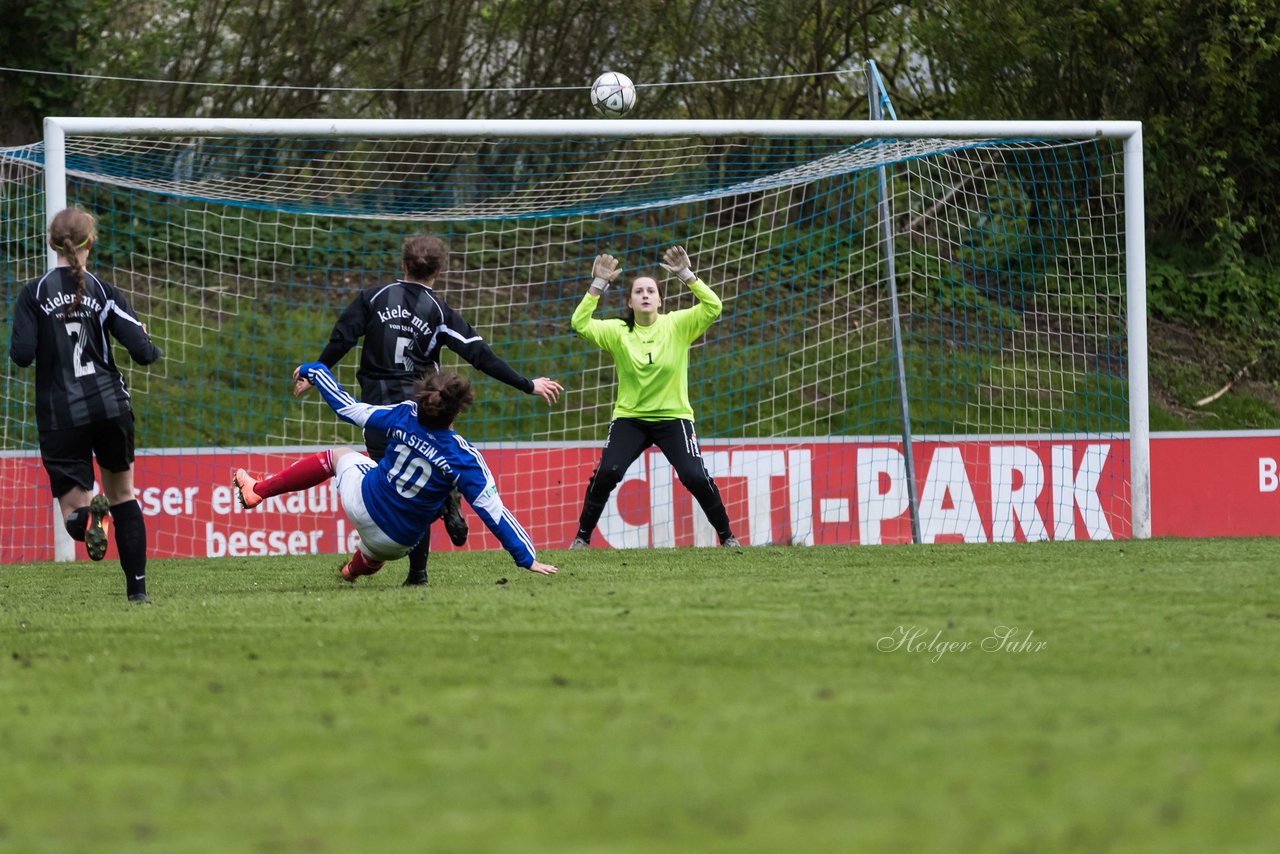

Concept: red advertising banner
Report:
left=3, top=432, right=1276, bottom=563
left=1148, top=433, right=1280, bottom=537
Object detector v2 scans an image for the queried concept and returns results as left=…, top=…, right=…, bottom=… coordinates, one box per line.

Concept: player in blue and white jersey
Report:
left=233, top=363, right=556, bottom=580
left=296, top=234, right=563, bottom=587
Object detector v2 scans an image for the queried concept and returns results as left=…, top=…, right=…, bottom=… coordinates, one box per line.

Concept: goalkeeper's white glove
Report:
left=660, top=245, right=697, bottom=283
left=591, top=253, right=622, bottom=292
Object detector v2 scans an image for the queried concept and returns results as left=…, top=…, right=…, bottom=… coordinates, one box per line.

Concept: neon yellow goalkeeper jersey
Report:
left=571, top=278, right=722, bottom=422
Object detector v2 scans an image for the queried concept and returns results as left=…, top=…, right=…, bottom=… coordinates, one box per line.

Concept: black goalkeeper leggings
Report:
left=576, top=418, right=733, bottom=540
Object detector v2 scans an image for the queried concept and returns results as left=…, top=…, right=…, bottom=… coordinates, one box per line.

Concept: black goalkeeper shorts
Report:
left=38, top=411, right=136, bottom=497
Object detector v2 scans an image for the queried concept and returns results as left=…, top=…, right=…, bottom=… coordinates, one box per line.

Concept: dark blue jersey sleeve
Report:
left=300, top=361, right=401, bottom=429
left=446, top=438, right=537, bottom=568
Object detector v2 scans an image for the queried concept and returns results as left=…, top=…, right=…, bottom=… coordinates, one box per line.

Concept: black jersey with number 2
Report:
left=9, top=267, right=162, bottom=432
left=317, top=279, right=533, bottom=405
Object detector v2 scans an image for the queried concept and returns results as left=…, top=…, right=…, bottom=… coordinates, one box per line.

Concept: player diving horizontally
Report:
left=233, top=363, right=557, bottom=580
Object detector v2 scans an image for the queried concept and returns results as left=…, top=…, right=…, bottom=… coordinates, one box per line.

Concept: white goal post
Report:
left=5, top=117, right=1149, bottom=561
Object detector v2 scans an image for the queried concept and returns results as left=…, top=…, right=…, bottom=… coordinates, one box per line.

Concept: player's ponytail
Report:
left=413, top=371, right=475, bottom=429
left=48, top=207, right=97, bottom=317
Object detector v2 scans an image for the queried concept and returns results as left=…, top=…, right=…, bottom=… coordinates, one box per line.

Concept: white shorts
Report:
left=334, top=451, right=411, bottom=562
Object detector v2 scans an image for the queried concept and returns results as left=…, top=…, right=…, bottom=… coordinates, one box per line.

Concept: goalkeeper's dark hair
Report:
left=413, top=371, right=474, bottom=429
left=402, top=234, right=449, bottom=282
left=48, top=206, right=97, bottom=317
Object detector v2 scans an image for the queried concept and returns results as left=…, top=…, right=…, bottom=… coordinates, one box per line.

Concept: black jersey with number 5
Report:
left=9, top=268, right=162, bottom=431
left=316, top=279, right=533, bottom=405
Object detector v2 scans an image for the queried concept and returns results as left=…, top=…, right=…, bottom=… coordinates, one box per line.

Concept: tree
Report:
left=0, top=0, right=104, bottom=145
left=911, top=0, right=1280, bottom=257
left=5, top=0, right=913, bottom=130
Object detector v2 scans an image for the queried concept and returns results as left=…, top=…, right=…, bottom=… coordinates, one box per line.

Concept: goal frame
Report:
left=39, top=116, right=1151, bottom=557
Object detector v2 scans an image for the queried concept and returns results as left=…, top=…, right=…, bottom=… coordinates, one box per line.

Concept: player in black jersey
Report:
left=9, top=207, right=162, bottom=602
left=294, top=234, right=563, bottom=586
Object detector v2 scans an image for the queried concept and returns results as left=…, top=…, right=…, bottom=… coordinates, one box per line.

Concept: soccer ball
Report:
left=590, top=71, right=637, bottom=118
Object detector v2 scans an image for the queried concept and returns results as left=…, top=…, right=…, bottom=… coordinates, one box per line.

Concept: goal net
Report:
left=1, top=120, right=1147, bottom=562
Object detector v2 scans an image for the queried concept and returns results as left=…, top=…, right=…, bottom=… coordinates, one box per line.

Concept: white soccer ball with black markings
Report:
left=591, top=71, right=637, bottom=118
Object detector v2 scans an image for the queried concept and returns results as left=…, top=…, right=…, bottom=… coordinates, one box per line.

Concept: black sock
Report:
left=403, top=534, right=429, bottom=584
left=408, top=538, right=428, bottom=575
left=577, top=502, right=606, bottom=535
left=576, top=495, right=609, bottom=542
left=111, top=500, right=148, bottom=597
left=65, top=507, right=89, bottom=541
left=686, top=480, right=734, bottom=544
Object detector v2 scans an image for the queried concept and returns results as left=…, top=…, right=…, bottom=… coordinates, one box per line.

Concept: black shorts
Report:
left=38, top=412, right=136, bottom=497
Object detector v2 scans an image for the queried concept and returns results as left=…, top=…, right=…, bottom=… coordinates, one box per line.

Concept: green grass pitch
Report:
left=2, top=540, right=1278, bottom=852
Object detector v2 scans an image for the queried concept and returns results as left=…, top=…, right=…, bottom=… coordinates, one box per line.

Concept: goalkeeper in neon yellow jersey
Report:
left=569, top=246, right=741, bottom=549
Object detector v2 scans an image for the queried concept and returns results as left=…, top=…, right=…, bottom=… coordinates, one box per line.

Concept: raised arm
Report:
left=661, top=245, right=722, bottom=341
left=571, top=253, right=623, bottom=349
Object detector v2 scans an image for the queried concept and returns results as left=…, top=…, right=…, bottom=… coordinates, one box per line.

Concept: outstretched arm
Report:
left=436, top=306, right=561, bottom=404
left=296, top=294, right=369, bottom=396
left=295, top=362, right=399, bottom=431
left=317, top=294, right=369, bottom=368
left=453, top=452, right=556, bottom=574
left=571, top=253, right=623, bottom=349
